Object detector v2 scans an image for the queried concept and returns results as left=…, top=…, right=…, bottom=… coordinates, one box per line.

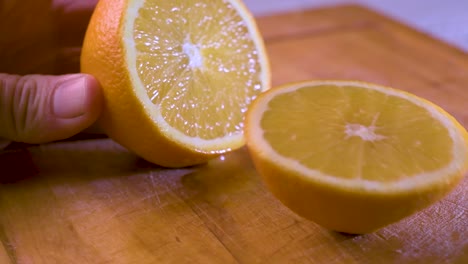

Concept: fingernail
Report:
left=53, top=77, right=87, bottom=118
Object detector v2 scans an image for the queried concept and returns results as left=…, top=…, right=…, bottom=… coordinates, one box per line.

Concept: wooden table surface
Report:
left=1, top=5, right=467, bottom=264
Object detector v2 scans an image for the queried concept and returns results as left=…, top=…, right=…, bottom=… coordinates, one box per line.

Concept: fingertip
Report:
left=52, top=74, right=103, bottom=127
left=45, top=74, right=104, bottom=142
left=81, top=74, right=104, bottom=123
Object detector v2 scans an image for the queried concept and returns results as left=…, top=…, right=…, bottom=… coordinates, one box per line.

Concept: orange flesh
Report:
left=261, top=85, right=452, bottom=182
left=133, top=0, right=264, bottom=139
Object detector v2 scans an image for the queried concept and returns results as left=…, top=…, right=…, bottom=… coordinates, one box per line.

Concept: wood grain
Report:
left=0, top=5, right=467, bottom=264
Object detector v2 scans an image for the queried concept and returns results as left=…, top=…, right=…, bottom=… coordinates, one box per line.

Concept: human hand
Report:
left=0, top=0, right=102, bottom=146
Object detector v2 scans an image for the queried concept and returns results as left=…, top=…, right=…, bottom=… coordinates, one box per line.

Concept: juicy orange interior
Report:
left=261, top=84, right=453, bottom=182
left=133, top=0, right=263, bottom=139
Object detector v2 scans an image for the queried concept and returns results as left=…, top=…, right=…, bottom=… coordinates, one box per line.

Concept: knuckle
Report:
left=0, top=74, right=47, bottom=141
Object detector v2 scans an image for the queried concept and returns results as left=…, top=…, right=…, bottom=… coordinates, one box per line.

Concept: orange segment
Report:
left=245, top=80, right=468, bottom=233
left=81, top=0, right=270, bottom=167
left=261, top=84, right=453, bottom=183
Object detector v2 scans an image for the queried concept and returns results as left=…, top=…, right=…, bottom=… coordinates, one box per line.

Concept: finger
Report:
left=53, top=0, right=99, bottom=74
left=0, top=73, right=103, bottom=143
left=54, top=0, right=99, bottom=47
left=55, top=47, right=82, bottom=74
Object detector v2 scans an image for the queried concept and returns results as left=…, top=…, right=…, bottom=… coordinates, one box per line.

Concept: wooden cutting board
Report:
left=1, top=5, right=467, bottom=264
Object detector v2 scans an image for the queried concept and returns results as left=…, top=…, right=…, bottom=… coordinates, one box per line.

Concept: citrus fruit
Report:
left=81, top=0, right=270, bottom=167
left=245, top=80, right=468, bottom=234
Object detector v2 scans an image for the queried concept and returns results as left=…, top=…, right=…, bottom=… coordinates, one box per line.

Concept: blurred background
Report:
left=244, top=0, right=468, bottom=52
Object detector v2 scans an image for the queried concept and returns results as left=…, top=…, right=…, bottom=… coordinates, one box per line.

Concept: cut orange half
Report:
left=245, top=80, right=468, bottom=234
left=81, top=0, right=270, bottom=167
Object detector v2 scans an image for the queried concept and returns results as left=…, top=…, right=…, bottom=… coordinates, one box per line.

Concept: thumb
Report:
left=0, top=73, right=103, bottom=144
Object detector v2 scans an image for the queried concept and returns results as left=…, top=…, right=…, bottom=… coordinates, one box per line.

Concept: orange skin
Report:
left=0, top=0, right=98, bottom=75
